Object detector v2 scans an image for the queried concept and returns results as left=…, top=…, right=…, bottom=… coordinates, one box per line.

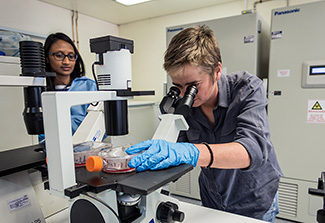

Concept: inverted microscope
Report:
left=42, top=35, right=198, bottom=223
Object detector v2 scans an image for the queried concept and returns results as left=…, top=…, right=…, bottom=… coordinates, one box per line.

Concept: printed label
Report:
left=8, top=194, right=31, bottom=212
left=307, top=100, right=325, bottom=123
left=244, top=35, right=254, bottom=43
left=92, top=129, right=102, bottom=141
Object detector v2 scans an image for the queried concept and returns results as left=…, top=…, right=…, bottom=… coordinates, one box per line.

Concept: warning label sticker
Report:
left=307, top=100, right=325, bottom=123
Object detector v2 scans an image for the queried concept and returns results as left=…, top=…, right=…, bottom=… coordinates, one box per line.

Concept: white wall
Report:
left=119, top=0, right=321, bottom=102
left=0, top=0, right=119, bottom=78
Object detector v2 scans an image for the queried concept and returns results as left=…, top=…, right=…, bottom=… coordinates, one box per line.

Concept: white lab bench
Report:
left=46, top=201, right=266, bottom=223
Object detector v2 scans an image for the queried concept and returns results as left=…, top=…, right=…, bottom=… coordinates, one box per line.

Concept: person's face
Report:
left=47, top=39, right=76, bottom=77
left=170, top=63, right=221, bottom=108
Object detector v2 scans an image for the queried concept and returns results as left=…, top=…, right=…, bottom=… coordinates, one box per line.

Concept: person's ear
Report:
left=215, top=62, right=222, bottom=81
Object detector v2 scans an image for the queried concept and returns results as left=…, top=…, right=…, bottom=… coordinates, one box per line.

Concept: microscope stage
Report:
left=72, top=164, right=193, bottom=196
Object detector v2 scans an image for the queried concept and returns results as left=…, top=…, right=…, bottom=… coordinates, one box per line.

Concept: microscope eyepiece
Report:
left=168, top=86, right=181, bottom=97
left=159, top=86, right=181, bottom=114
left=174, top=85, right=198, bottom=117
left=159, top=85, right=198, bottom=117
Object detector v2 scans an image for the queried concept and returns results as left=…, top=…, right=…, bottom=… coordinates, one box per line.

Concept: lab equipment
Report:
left=159, top=86, right=180, bottom=114
left=42, top=35, right=190, bottom=223
left=73, top=141, right=112, bottom=166
left=302, top=60, right=325, bottom=88
left=126, top=139, right=199, bottom=172
left=0, top=56, right=36, bottom=150
left=267, top=1, right=325, bottom=222
left=86, top=145, right=137, bottom=173
left=46, top=199, right=269, bottom=223
left=160, top=85, right=198, bottom=118
left=20, top=41, right=46, bottom=134
left=309, top=172, right=325, bottom=223
left=0, top=41, right=54, bottom=223
left=90, top=36, right=131, bottom=135
left=90, top=35, right=154, bottom=136
left=43, top=35, right=152, bottom=197
left=42, top=87, right=192, bottom=223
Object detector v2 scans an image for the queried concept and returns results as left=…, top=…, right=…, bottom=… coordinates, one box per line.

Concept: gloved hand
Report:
left=125, top=139, right=200, bottom=172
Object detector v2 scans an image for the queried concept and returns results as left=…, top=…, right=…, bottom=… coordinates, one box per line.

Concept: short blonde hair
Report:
left=164, top=25, right=222, bottom=80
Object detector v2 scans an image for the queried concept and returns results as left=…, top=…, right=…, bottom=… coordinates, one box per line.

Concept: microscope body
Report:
left=43, top=36, right=188, bottom=223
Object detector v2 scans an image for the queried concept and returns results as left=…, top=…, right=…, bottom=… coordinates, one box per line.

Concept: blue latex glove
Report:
left=126, top=139, right=200, bottom=172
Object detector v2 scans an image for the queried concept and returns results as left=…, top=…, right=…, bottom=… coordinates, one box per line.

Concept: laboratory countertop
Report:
left=46, top=200, right=266, bottom=223
left=180, top=202, right=266, bottom=223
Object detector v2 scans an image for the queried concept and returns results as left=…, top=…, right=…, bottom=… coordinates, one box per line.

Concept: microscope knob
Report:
left=156, top=201, right=185, bottom=223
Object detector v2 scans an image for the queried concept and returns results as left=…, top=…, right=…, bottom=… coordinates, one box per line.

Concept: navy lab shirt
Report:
left=178, top=71, right=283, bottom=219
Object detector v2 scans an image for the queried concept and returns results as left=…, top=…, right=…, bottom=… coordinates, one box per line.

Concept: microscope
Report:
left=42, top=35, right=197, bottom=223
left=0, top=41, right=54, bottom=223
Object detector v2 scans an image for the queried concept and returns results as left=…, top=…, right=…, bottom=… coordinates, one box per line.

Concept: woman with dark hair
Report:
left=44, top=32, right=90, bottom=91
left=39, top=32, right=97, bottom=141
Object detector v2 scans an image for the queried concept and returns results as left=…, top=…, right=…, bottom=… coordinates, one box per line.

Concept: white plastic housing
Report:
left=96, top=49, right=132, bottom=90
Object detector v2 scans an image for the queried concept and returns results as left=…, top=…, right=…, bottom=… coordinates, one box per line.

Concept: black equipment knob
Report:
left=318, top=209, right=325, bottom=223
left=156, top=201, right=185, bottom=223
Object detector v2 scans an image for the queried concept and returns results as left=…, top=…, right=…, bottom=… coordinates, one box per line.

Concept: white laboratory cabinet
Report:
left=166, top=12, right=270, bottom=201
left=268, top=1, right=325, bottom=222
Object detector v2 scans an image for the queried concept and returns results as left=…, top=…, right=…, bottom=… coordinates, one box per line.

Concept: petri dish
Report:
left=99, top=146, right=137, bottom=173
left=74, top=141, right=112, bottom=167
